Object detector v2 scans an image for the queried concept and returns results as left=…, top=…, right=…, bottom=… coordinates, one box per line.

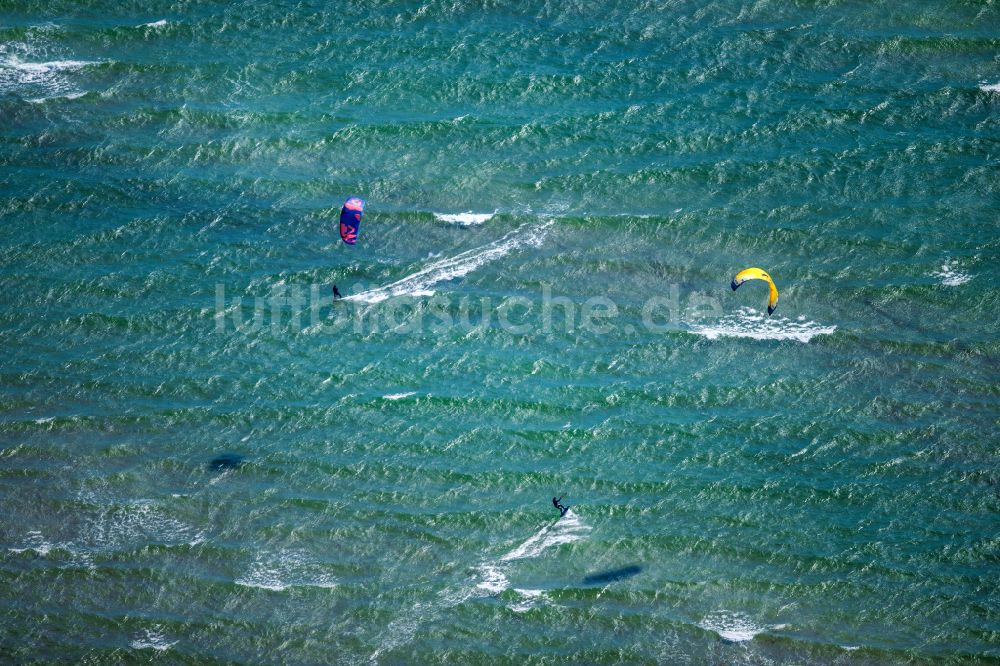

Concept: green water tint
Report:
left=1, top=0, right=999, bottom=663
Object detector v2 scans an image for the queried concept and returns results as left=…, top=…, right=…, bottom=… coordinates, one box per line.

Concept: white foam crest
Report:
left=8, top=529, right=93, bottom=568
left=475, top=563, right=510, bottom=594
left=86, top=498, right=197, bottom=550
left=382, top=391, right=416, bottom=400
left=236, top=549, right=336, bottom=591
left=346, top=220, right=553, bottom=304
left=54, top=494, right=200, bottom=556
left=510, top=588, right=545, bottom=613
left=5, top=58, right=97, bottom=74
left=433, top=212, right=495, bottom=226
left=501, top=509, right=591, bottom=562
left=27, top=91, right=86, bottom=103
left=9, top=530, right=54, bottom=556
left=699, top=610, right=774, bottom=642
left=131, top=627, right=178, bottom=651
left=932, top=261, right=971, bottom=286
left=980, top=82, right=1000, bottom=93
left=688, top=308, right=836, bottom=343
left=0, top=53, right=99, bottom=98
left=141, top=20, right=169, bottom=28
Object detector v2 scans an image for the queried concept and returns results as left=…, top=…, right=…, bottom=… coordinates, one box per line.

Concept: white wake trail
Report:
left=369, top=509, right=588, bottom=662
left=346, top=220, right=552, bottom=304
left=500, top=509, right=591, bottom=562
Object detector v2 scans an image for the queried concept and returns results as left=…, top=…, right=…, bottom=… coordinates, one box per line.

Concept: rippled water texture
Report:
left=1, top=0, right=998, bottom=663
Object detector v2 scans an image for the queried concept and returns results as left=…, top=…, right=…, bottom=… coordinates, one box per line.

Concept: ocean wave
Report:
left=980, top=82, right=1000, bottom=93
left=509, top=588, right=545, bottom=613
left=8, top=530, right=55, bottom=556
left=235, top=548, right=336, bottom=591
left=8, top=529, right=93, bottom=568
left=46, top=492, right=206, bottom=559
left=433, top=212, right=495, bottom=226
left=3, top=57, right=98, bottom=74
left=382, top=391, right=416, bottom=400
left=86, top=498, right=202, bottom=551
left=130, top=627, right=178, bottom=651
left=0, top=53, right=100, bottom=99
left=346, top=220, right=553, bottom=304
left=699, top=610, right=785, bottom=643
left=27, top=91, right=87, bottom=103
left=475, top=563, right=509, bottom=594
left=688, top=308, right=837, bottom=343
left=932, top=261, right=971, bottom=286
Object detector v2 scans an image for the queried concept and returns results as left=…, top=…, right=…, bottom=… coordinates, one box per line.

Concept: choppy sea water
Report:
left=1, top=0, right=998, bottom=663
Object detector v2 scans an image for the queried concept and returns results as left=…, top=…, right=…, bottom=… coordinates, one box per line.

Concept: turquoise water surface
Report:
left=2, top=1, right=999, bottom=663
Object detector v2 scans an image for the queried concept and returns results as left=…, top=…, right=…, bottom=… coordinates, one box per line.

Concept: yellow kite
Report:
left=731, top=267, right=779, bottom=315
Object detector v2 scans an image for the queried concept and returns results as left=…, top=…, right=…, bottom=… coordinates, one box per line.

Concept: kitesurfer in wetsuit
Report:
left=332, top=285, right=342, bottom=300
left=552, top=496, right=568, bottom=516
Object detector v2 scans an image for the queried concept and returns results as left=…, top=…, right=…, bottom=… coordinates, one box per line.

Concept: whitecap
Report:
left=475, top=563, right=510, bottom=594
left=61, top=492, right=202, bottom=559
left=932, top=261, right=971, bottom=286
left=382, top=391, right=416, bottom=400
left=92, top=498, right=196, bottom=549
left=131, top=627, right=178, bottom=651
left=235, top=549, right=336, bottom=591
left=688, top=308, right=836, bottom=343
left=980, top=82, right=1000, bottom=93
left=0, top=54, right=99, bottom=99
left=509, top=588, right=545, bottom=613
left=433, top=212, right=495, bottom=226
left=27, top=91, right=86, bottom=103
left=141, top=20, right=169, bottom=28
left=9, top=530, right=54, bottom=556
left=699, top=610, right=770, bottom=642
left=6, top=58, right=97, bottom=74
left=236, top=575, right=287, bottom=592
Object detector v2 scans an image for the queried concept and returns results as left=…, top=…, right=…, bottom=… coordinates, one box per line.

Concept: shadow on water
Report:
left=209, top=453, right=244, bottom=472
left=582, top=565, right=642, bottom=585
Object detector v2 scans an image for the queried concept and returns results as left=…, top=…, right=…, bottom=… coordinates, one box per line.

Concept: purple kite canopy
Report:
left=339, top=197, right=365, bottom=245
